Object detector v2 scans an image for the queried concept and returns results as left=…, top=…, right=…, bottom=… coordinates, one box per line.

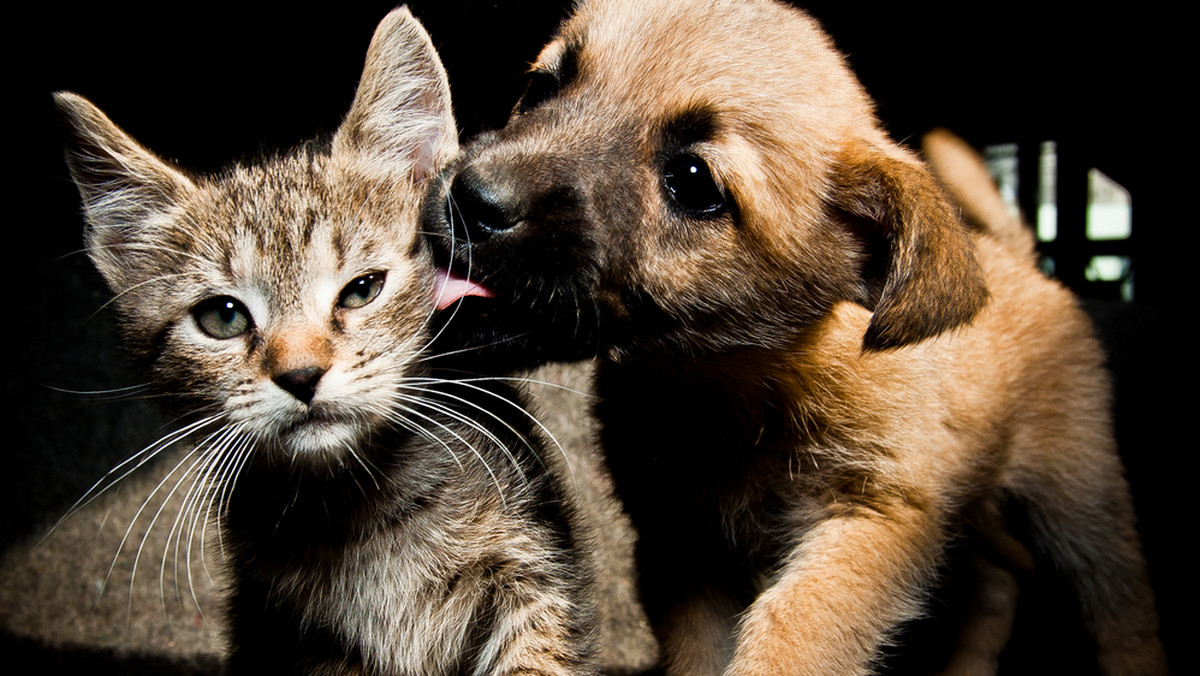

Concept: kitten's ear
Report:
left=333, top=6, right=457, bottom=182
left=54, top=91, right=197, bottom=292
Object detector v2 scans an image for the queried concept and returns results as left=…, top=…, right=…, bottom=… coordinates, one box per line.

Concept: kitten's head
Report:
left=57, top=7, right=458, bottom=466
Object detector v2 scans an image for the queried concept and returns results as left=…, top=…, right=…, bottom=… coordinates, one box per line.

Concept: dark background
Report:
left=6, top=2, right=1186, bottom=674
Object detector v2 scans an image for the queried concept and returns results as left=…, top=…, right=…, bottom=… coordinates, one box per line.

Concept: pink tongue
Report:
left=434, top=268, right=495, bottom=310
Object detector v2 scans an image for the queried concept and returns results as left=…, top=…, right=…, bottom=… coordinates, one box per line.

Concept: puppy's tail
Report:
left=922, top=128, right=1035, bottom=258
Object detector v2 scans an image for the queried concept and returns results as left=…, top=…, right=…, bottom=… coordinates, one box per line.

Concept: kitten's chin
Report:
left=278, top=419, right=366, bottom=462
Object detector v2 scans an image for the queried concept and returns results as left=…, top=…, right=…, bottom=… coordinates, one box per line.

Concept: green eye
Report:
left=193, top=296, right=252, bottom=339
left=339, top=272, right=386, bottom=309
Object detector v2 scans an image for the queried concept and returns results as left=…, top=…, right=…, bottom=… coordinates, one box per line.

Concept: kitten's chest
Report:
left=308, top=521, right=491, bottom=670
left=229, top=449, right=530, bottom=670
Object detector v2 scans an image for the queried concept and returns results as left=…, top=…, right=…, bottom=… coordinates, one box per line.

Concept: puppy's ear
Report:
left=831, top=141, right=989, bottom=351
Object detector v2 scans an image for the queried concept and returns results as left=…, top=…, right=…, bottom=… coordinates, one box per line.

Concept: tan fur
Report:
left=922, top=128, right=1035, bottom=259
left=430, top=0, right=1167, bottom=673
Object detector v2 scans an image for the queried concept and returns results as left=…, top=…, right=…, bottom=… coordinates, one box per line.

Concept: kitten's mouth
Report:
left=433, top=267, right=495, bottom=311
left=278, top=409, right=365, bottom=457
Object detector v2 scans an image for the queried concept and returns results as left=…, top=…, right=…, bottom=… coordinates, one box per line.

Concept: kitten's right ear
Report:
left=332, top=6, right=457, bottom=183
left=54, top=91, right=197, bottom=292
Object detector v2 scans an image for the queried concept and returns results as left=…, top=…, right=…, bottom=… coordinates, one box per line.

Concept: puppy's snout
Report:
left=447, top=165, right=519, bottom=243
left=447, top=153, right=591, bottom=250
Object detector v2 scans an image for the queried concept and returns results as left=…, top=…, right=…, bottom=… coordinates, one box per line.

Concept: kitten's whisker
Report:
left=44, top=382, right=152, bottom=400
left=389, top=388, right=525, bottom=472
left=379, top=400, right=507, bottom=507
left=419, top=194, right=482, bottom=353
left=390, top=385, right=534, bottom=486
left=113, top=420, right=237, bottom=611
left=213, top=428, right=260, bottom=560
left=48, top=414, right=224, bottom=545
left=186, top=425, right=253, bottom=613
left=344, top=438, right=383, bottom=492
left=164, top=435, right=230, bottom=602
left=99, top=441, right=204, bottom=613
left=336, top=435, right=380, bottom=496
left=92, top=269, right=206, bottom=318
left=161, top=440, right=220, bottom=614
left=192, top=431, right=251, bottom=601
left=411, top=330, right=534, bottom=363
left=449, top=374, right=593, bottom=399
left=401, top=376, right=574, bottom=482
left=383, top=410, right=466, bottom=474
left=167, top=422, right=246, bottom=614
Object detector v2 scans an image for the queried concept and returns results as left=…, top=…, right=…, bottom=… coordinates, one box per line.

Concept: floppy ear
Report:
left=54, top=91, right=198, bottom=295
left=332, top=6, right=457, bottom=182
left=831, top=141, right=989, bottom=352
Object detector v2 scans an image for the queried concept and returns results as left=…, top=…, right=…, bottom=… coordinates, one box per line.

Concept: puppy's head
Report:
left=428, top=0, right=987, bottom=365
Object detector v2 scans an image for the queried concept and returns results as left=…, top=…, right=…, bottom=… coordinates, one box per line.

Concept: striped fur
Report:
left=56, top=7, right=597, bottom=675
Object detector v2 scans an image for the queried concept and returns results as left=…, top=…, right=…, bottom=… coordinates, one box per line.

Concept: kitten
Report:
left=55, top=7, right=597, bottom=675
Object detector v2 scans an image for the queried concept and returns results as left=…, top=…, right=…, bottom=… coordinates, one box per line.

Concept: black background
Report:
left=6, top=2, right=1186, bottom=673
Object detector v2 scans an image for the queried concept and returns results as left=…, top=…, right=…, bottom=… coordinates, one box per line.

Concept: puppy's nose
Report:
left=447, top=164, right=519, bottom=243
left=273, top=366, right=327, bottom=405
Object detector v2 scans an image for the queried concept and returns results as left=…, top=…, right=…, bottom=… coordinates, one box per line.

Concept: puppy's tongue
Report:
left=434, top=267, right=495, bottom=310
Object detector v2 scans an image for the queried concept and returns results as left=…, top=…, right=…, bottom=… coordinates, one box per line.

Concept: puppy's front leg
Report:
left=727, top=500, right=943, bottom=676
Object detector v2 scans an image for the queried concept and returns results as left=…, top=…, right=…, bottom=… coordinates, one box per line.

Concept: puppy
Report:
left=427, top=1, right=1166, bottom=674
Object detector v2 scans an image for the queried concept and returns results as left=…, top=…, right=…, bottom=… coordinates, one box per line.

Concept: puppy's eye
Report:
left=193, top=296, right=253, bottom=339
left=338, top=272, right=386, bottom=309
left=516, top=70, right=560, bottom=114
left=662, top=153, right=727, bottom=216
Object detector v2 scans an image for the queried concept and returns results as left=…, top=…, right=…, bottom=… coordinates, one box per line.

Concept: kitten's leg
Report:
left=479, top=570, right=598, bottom=676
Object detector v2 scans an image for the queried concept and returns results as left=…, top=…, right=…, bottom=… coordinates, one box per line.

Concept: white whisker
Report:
left=389, top=385, right=532, bottom=485
left=98, top=441, right=204, bottom=613
left=375, top=397, right=509, bottom=507
left=402, top=376, right=575, bottom=482
left=190, top=425, right=256, bottom=610
left=43, top=382, right=152, bottom=400
left=121, top=422, right=242, bottom=615
left=212, top=428, right=259, bottom=560
left=164, top=421, right=250, bottom=613
left=46, top=414, right=224, bottom=547
left=91, top=268, right=208, bottom=318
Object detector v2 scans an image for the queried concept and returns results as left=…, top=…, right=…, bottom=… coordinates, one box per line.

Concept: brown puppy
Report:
left=427, top=0, right=1166, bottom=673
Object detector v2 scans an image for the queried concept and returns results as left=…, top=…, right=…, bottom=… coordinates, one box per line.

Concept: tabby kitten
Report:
left=56, top=8, right=597, bottom=675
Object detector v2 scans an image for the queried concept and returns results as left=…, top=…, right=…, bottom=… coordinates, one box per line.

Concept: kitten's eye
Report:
left=193, top=296, right=252, bottom=339
left=339, top=272, right=386, bottom=309
left=662, top=153, right=727, bottom=217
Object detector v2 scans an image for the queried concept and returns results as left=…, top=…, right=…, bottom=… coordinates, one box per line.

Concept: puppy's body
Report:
left=596, top=235, right=1135, bottom=675
left=430, top=0, right=1166, bottom=673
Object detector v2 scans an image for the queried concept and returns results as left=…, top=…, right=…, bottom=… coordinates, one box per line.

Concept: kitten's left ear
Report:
left=54, top=91, right=198, bottom=294
left=333, top=6, right=457, bottom=182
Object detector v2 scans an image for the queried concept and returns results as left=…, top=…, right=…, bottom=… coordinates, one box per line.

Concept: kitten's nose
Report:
left=273, top=366, right=327, bottom=405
